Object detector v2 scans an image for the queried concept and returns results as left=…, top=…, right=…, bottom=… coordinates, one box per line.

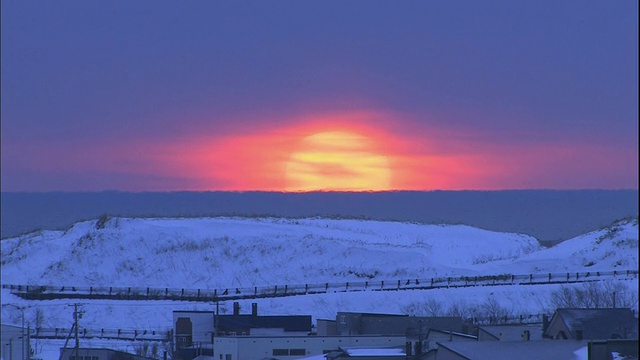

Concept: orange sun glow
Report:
left=285, top=131, right=391, bottom=191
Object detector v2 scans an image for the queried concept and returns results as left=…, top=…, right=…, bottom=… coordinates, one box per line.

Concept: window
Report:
left=339, top=315, right=346, bottom=324
left=272, top=349, right=289, bottom=356
left=225, top=355, right=232, bottom=360
left=289, top=349, right=305, bottom=355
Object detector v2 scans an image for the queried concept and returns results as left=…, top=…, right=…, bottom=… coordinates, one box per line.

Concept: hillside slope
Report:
left=1, top=217, right=545, bottom=288
left=0, top=217, right=637, bottom=334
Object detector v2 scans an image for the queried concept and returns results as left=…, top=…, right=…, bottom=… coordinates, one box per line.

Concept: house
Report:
left=420, top=340, right=588, bottom=360
left=331, top=312, right=464, bottom=337
left=213, top=335, right=408, bottom=360
left=477, top=324, right=543, bottom=341
left=543, top=308, right=638, bottom=340
left=59, top=347, right=155, bottom=360
left=587, top=339, right=639, bottom=360
left=1, top=324, right=29, bottom=360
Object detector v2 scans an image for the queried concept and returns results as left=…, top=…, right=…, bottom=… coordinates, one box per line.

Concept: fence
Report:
left=31, top=327, right=171, bottom=341
left=3, top=269, right=637, bottom=303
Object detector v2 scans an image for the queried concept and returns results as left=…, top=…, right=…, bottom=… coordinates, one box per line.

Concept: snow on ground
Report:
left=1, top=216, right=638, bottom=360
left=1, top=217, right=545, bottom=287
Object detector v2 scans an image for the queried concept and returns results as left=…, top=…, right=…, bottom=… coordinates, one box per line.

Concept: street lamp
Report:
left=2, top=304, right=26, bottom=360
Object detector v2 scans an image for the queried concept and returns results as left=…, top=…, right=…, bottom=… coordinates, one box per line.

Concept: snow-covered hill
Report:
left=1, top=217, right=545, bottom=287
left=2, top=217, right=637, bottom=288
left=0, top=216, right=637, bottom=359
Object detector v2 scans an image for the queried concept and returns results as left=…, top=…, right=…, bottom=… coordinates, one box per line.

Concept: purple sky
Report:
left=1, top=1, right=638, bottom=191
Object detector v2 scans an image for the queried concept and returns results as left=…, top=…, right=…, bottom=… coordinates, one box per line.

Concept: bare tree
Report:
left=400, top=297, right=444, bottom=317
left=549, top=281, right=638, bottom=310
left=480, top=297, right=512, bottom=324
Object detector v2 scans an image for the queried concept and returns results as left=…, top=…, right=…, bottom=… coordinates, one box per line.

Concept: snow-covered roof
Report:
left=547, top=308, right=638, bottom=340
left=340, top=347, right=406, bottom=356
left=425, top=328, right=477, bottom=339
left=478, top=324, right=543, bottom=341
left=437, top=340, right=588, bottom=360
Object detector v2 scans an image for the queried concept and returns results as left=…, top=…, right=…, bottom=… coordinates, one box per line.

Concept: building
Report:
left=543, top=308, right=638, bottom=340
left=215, top=315, right=311, bottom=336
left=173, top=305, right=312, bottom=345
left=174, top=311, right=216, bottom=350
left=173, top=305, right=312, bottom=360
left=421, top=340, right=588, bottom=360
left=422, top=329, right=476, bottom=352
left=477, top=324, right=543, bottom=341
left=59, top=348, right=155, bottom=360
left=1, top=324, right=29, bottom=360
left=317, top=320, right=337, bottom=336
left=325, top=346, right=406, bottom=360
left=328, top=312, right=464, bottom=337
left=587, top=339, right=639, bottom=360
left=213, top=335, right=408, bottom=360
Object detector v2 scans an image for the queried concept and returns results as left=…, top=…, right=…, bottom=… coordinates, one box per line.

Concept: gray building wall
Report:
left=1, top=324, right=28, bottom=360
left=336, top=313, right=363, bottom=336
left=316, top=320, right=337, bottom=336
left=545, top=316, right=572, bottom=339
left=173, top=311, right=215, bottom=351
left=59, top=348, right=152, bottom=360
left=588, top=340, right=639, bottom=360
left=214, top=335, right=407, bottom=360
left=336, top=313, right=464, bottom=336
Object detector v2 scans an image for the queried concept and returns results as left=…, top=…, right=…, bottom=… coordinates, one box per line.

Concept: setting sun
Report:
left=285, top=131, right=391, bottom=191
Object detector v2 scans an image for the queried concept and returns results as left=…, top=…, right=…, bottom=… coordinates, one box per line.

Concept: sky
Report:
left=1, top=1, right=638, bottom=192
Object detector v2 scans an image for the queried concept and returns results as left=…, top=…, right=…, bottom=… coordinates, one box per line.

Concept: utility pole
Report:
left=215, top=301, right=219, bottom=336
left=612, top=291, right=617, bottom=308
left=73, top=304, right=84, bottom=360
left=75, top=304, right=79, bottom=360
left=27, top=324, right=30, bottom=360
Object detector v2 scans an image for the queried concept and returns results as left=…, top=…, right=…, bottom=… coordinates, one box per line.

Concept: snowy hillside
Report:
left=0, top=216, right=638, bottom=360
left=1, top=217, right=547, bottom=287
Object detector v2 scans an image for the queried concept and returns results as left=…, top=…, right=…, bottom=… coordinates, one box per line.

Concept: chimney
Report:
left=251, top=303, right=258, bottom=316
left=405, top=342, right=412, bottom=357
left=233, top=302, right=240, bottom=315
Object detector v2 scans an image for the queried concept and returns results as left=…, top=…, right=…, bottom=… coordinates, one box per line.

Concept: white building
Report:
left=1, top=324, right=29, bottom=360
left=213, top=335, right=407, bottom=360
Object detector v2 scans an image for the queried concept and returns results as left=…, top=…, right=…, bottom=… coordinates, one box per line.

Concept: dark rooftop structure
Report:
left=544, top=308, right=638, bottom=340
left=215, top=315, right=312, bottom=335
left=336, top=312, right=465, bottom=337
